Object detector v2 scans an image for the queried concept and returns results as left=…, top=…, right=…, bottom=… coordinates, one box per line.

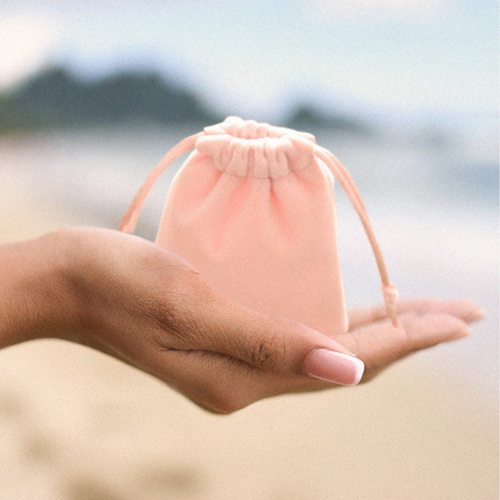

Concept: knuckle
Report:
left=152, top=298, right=193, bottom=346
left=250, top=330, right=286, bottom=371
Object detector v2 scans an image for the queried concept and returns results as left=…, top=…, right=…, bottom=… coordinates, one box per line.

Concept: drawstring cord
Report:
left=119, top=132, right=203, bottom=234
left=119, top=132, right=398, bottom=327
left=315, top=146, right=399, bottom=327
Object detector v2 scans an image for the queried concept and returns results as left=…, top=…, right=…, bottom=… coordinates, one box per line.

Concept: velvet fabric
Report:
left=120, top=117, right=398, bottom=337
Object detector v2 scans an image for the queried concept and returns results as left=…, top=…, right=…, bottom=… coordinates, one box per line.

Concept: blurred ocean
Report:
left=0, top=117, right=498, bottom=407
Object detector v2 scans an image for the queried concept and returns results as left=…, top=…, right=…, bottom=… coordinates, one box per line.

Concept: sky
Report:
left=0, top=0, right=498, bottom=120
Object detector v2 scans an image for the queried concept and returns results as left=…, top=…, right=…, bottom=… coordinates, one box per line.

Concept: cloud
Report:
left=310, top=0, right=447, bottom=21
left=0, top=15, right=59, bottom=89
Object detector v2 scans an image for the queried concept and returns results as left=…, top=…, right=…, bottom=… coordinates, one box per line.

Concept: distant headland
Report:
left=0, top=66, right=374, bottom=136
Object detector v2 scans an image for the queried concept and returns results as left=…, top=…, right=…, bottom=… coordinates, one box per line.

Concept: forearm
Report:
left=0, top=233, right=77, bottom=348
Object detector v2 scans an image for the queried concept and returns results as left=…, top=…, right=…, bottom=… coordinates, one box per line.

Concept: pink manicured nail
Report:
left=303, top=349, right=365, bottom=386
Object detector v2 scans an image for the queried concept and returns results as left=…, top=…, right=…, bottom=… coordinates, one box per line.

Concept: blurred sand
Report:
left=0, top=179, right=498, bottom=500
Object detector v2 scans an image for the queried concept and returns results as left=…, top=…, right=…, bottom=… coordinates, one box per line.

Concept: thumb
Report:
left=154, top=296, right=365, bottom=413
left=166, top=287, right=365, bottom=386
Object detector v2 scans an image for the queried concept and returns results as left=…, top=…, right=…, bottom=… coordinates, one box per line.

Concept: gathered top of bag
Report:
left=120, top=116, right=399, bottom=327
left=197, top=116, right=316, bottom=178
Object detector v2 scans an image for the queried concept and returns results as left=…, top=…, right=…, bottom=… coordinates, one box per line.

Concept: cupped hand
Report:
left=2, top=227, right=484, bottom=414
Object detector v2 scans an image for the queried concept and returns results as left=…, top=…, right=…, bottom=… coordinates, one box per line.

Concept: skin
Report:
left=0, top=227, right=484, bottom=414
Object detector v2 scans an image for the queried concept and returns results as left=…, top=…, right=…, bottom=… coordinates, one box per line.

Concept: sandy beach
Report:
left=1, top=151, right=498, bottom=500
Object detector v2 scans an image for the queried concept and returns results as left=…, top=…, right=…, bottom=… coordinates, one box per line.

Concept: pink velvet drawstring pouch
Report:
left=120, top=116, right=398, bottom=337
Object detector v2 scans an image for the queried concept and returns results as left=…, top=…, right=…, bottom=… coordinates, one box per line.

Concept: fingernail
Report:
left=477, top=309, right=487, bottom=320
left=449, top=325, right=473, bottom=341
left=464, top=306, right=486, bottom=323
left=303, top=349, right=365, bottom=386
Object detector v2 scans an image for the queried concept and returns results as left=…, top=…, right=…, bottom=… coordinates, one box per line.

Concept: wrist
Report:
left=0, top=231, right=80, bottom=348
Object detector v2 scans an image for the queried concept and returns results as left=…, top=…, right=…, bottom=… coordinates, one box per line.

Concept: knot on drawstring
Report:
left=381, top=282, right=399, bottom=305
left=382, top=282, right=399, bottom=327
left=314, top=145, right=399, bottom=328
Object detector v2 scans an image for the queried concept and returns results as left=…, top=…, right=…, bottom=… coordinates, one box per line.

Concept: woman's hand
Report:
left=0, top=227, right=484, bottom=414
